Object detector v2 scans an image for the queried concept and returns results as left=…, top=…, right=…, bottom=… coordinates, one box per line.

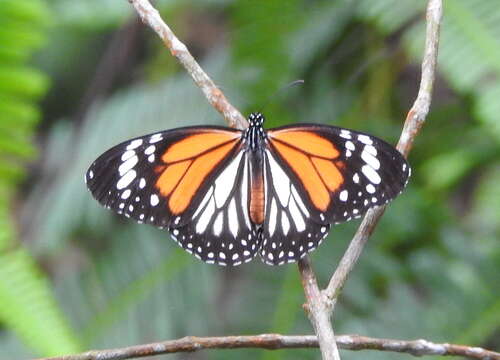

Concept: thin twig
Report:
left=37, top=334, right=500, bottom=360
left=128, top=0, right=247, bottom=129
left=324, top=0, right=443, bottom=306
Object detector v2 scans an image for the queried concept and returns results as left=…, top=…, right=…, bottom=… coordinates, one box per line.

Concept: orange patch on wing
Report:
left=155, top=160, right=191, bottom=196
left=311, top=157, right=344, bottom=192
left=162, top=132, right=239, bottom=163
left=269, top=130, right=340, bottom=159
left=168, top=142, right=236, bottom=214
left=272, top=141, right=330, bottom=211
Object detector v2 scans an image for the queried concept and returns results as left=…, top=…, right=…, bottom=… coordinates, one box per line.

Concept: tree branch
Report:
left=52, top=3, right=496, bottom=360
left=324, top=0, right=443, bottom=306
left=128, top=1, right=340, bottom=357
left=37, top=334, right=500, bottom=360
left=128, top=0, right=247, bottom=130
left=298, top=257, right=340, bottom=360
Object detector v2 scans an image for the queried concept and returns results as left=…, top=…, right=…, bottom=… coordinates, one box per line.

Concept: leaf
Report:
left=0, top=246, right=81, bottom=356
left=0, top=0, right=81, bottom=356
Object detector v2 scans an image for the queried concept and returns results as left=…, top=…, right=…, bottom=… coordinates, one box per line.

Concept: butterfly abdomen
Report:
left=249, top=149, right=265, bottom=225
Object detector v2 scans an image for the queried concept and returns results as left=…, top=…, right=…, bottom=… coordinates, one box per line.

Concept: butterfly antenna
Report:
left=260, top=79, right=305, bottom=112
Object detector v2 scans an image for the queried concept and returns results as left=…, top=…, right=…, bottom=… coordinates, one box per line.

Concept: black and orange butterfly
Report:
left=86, top=113, right=410, bottom=266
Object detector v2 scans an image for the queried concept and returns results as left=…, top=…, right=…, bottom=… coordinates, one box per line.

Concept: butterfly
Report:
left=86, top=112, right=410, bottom=266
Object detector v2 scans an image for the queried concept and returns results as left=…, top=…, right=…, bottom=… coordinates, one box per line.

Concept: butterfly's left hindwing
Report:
left=171, top=151, right=261, bottom=266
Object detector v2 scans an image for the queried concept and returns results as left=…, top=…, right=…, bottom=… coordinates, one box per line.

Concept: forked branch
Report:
left=43, top=2, right=497, bottom=360
left=324, top=0, right=443, bottom=306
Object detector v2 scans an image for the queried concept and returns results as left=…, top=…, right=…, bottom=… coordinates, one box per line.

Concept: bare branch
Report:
left=38, top=334, right=500, bottom=360
left=128, top=0, right=247, bottom=129
left=324, top=0, right=443, bottom=305
left=75, top=3, right=492, bottom=360
left=298, top=257, right=340, bottom=360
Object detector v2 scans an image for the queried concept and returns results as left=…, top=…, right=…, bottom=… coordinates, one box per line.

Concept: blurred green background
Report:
left=0, top=0, right=499, bottom=359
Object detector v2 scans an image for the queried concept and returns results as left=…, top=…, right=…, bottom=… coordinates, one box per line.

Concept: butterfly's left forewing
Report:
left=86, top=126, right=260, bottom=266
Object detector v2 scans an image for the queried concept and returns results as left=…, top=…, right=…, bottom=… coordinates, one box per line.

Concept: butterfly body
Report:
left=86, top=113, right=410, bottom=266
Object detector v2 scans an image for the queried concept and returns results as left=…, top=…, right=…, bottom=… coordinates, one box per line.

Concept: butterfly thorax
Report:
left=244, top=112, right=267, bottom=152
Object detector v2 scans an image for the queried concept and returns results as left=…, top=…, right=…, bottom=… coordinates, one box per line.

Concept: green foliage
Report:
left=0, top=0, right=82, bottom=357
left=2, top=0, right=499, bottom=358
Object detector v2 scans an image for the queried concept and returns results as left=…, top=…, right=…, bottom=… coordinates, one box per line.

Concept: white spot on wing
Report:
left=196, top=197, right=215, bottom=233
left=358, top=134, right=373, bottom=145
left=121, top=150, right=135, bottom=161
left=364, top=144, right=377, bottom=156
left=269, top=198, right=278, bottom=236
left=291, top=185, right=310, bottom=217
left=361, top=149, right=380, bottom=170
left=149, top=133, right=163, bottom=143
left=139, top=178, right=146, bottom=189
left=150, top=194, right=159, bottom=206
left=213, top=212, right=223, bottom=236
left=345, top=141, right=355, bottom=151
left=339, top=190, right=348, bottom=201
left=362, top=165, right=381, bottom=184
left=340, top=130, right=351, bottom=139
left=193, top=187, right=214, bottom=219
left=228, top=198, right=238, bottom=237
left=214, top=152, right=242, bottom=208
left=121, top=189, right=131, bottom=199
left=119, top=155, right=138, bottom=176
left=281, top=212, right=290, bottom=235
left=126, top=139, right=143, bottom=150
left=267, top=151, right=290, bottom=206
left=240, top=158, right=252, bottom=229
left=289, top=197, right=305, bottom=232
left=366, top=184, right=376, bottom=194
left=117, top=170, right=136, bottom=189
left=144, top=145, right=156, bottom=155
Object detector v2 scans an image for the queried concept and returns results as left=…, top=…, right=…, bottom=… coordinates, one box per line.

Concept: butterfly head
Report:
left=248, top=112, right=265, bottom=127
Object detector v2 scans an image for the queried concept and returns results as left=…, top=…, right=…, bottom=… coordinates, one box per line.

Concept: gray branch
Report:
left=37, top=334, right=500, bottom=360
left=324, top=0, right=443, bottom=307
left=46, top=3, right=496, bottom=360
left=128, top=0, right=247, bottom=130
